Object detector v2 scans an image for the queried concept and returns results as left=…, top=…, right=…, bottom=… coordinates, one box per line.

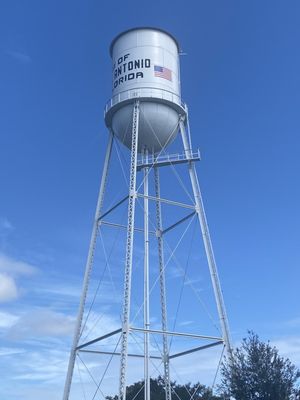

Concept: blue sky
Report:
left=1, top=0, right=300, bottom=399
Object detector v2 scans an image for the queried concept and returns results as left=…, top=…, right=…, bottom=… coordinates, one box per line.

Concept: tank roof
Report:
left=109, top=27, right=180, bottom=57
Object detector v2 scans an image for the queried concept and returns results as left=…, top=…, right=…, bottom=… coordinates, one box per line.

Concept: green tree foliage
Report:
left=219, top=331, right=300, bottom=400
left=106, top=375, right=220, bottom=400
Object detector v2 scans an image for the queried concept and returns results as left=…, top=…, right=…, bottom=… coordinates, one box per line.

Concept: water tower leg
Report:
left=119, top=101, right=140, bottom=400
left=154, top=167, right=172, bottom=400
left=143, top=149, right=150, bottom=400
left=179, top=118, right=233, bottom=360
left=62, top=131, right=114, bottom=400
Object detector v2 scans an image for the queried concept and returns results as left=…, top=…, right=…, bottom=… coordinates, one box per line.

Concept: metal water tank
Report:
left=104, top=27, right=186, bottom=153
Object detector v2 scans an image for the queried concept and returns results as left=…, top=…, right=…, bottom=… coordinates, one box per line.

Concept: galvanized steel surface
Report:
left=105, top=28, right=186, bottom=152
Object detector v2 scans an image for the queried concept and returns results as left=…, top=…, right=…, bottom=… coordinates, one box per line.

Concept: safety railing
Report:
left=104, top=87, right=186, bottom=114
left=137, top=149, right=201, bottom=170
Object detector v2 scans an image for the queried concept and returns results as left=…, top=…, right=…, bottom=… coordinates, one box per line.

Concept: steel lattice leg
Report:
left=179, top=118, right=233, bottom=360
left=62, top=132, right=114, bottom=400
left=119, top=101, right=140, bottom=400
left=143, top=149, right=150, bottom=400
left=154, top=167, right=172, bottom=400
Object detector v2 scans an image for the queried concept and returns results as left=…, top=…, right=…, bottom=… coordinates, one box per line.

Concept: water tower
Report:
left=63, top=27, right=232, bottom=400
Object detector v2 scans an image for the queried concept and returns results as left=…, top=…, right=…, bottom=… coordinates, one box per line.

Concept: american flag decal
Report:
left=154, top=65, right=172, bottom=81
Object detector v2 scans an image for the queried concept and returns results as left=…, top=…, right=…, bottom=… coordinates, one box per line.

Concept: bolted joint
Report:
left=162, top=354, right=169, bottom=363
left=156, top=229, right=162, bottom=238
left=129, top=190, right=137, bottom=198
left=122, top=323, right=129, bottom=334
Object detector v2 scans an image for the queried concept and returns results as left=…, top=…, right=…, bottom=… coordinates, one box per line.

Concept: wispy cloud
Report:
left=0, top=272, right=18, bottom=302
left=7, top=309, right=76, bottom=340
left=0, top=253, right=38, bottom=302
left=34, top=278, right=122, bottom=308
left=0, top=311, right=19, bottom=328
left=34, top=283, right=81, bottom=299
left=0, top=347, right=26, bottom=356
left=272, top=336, right=300, bottom=365
left=0, top=252, right=38, bottom=277
left=3, top=347, right=68, bottom=382
left=6, top=50, right=32, bottom=64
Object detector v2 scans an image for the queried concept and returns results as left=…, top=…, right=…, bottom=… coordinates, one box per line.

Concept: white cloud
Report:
left=0, top=253, right=38, bottom=303
left=4, top=347, right=68, bottom=382
left=0, top=273, right=18, bottom=302
left=7, top=309, right=76, bottom=340
left=0, top=311, right=19, bottom=328
left=0, top=253, right=38, bottom=276
left=272, top=336, right=300, bottom=365
left=34, top=278, right=122, bottom=308
left=0, top=347, right=26, bottom=356
left=37, top=284, right=81, bottom=298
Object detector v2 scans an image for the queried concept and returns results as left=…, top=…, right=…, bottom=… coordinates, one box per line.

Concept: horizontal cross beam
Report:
left=76, top=328, right=122, bottom=351
left=136, top=194, right=195, bottom=210
left=98, top=196, right=129, bottom=221
left=78, top=349, right=161, bottom=360
left=162, top=212, right=196, bottom=235
left=130, top=327, right=222, bottom=341
left=169, top=341, right=224, bottom=359
left=100, top=220, right=156, bottom=235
